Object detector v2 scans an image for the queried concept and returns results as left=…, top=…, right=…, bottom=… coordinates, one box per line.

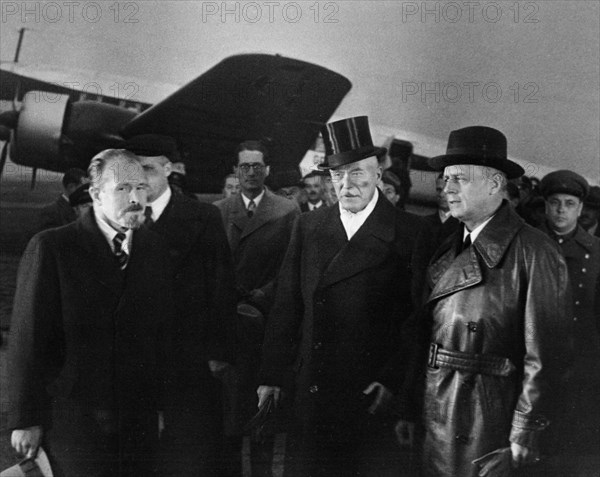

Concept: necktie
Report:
left=461, top=233, right=472, bottom=253
left=144, top=206, right=154, bottom=226
left=247, top=200, right=256, bottom=218
left=113, top=232, right=128, bottom=269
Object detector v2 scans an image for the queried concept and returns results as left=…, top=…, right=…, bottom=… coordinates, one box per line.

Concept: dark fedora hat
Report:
left=319, top=116, right=386, bottom=169
left=428, top=126, right=524, bottom=179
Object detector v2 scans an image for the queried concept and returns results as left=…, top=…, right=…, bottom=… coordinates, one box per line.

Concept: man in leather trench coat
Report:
left=398, top=126, right=572, bottom=477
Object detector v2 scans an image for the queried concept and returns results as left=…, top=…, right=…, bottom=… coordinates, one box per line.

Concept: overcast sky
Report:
left=1, top=0, right=598, bottom=182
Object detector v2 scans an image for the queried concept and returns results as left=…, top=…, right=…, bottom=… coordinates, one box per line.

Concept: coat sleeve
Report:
left=259, top=214, right=304, bottom=387
left=7, top=232, right=63, bottom=430
left=509, top=241, right=573, bottom=449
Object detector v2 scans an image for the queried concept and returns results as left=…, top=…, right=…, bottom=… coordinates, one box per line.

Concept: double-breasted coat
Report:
left=7, top=208, right=174, bottom=476
left=260, top=194, right=432, bottom=442
left=417, top=203, right=572, bottom=477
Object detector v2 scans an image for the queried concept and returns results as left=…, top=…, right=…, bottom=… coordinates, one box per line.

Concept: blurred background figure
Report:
left=386, top=139, right=413, bottom=210
left=423, top=173, right=459, bottom=249
left=272, top=169, right=304, bottom=207
left=222, top=173, right=241, bottom=199
left=37, top=168, right=88, bottom=232
left=580, top=186, right=600, bottom=237
left=504, top=181, right=521, bottom=208
left=168, top=161, right=197, bottom=199
left=379, top=170, right=402, bottom=207
left=321, top=174, right=338, bottom=206
left=68, top=182, right=93, bottom=218
left=301, top=170, right=326, bottom=212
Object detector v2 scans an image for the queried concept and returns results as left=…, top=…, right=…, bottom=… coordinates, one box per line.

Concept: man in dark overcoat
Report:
left=8, top=149, right=173, bottom=476
left=125, top=135, right=237, bottom=477
left=258, top=116, right=432, bottom=476
left=397, top=126, right=572, bottom=477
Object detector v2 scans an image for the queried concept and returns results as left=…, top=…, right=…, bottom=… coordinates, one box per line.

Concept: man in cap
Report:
left=124, top=134, right=237, bottom=477
left=257, top=116, right=432, bottom=476
left=397, top=126, right=572, bottom=477
left=68, top=182, right=93, bottom=218
left=272, top=169, right=304, bottom=207
left=538, top=170, right=600, bottom=474
left=580, top=185, right=600, bottom=237
left=8, top=149, right=173, bottom=476
left=214, top=140, right=299, bottom=471
left=300, top=170, right=326, bottom=212
left=36, top=168, right=88, bottom=232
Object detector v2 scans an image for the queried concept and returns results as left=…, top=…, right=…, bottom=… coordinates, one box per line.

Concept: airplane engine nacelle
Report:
left=11, top=91, right=70, bottom=171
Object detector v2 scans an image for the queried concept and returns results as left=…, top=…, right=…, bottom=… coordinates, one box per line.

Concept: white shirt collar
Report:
left=93, top=207, right=133, bottom=255
left=309, top=200, right=323, bottom=211
left=241, top=189, right=265, bottom=209
left=338, top=188, right=379, bottom=240
left=463, top=214, right=495, bottom=243
left=148, top=186, right=172, bottom=221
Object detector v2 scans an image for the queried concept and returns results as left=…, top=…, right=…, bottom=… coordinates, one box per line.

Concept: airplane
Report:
left=0, top=29, right=353, bottom=194
left=1, top=29, right=591, bottom=209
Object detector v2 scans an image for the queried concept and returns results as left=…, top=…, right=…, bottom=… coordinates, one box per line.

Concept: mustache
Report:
left=122, top=204, right=143, bottom=213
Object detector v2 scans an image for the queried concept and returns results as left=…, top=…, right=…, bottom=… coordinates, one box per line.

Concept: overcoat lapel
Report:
left=151, top=194, right=196, bottom=265
left=240, top=190, right=280, bottom=239
left=319, top=196, right=395, bottom=288
left=75, top=209, right=125, bottom=296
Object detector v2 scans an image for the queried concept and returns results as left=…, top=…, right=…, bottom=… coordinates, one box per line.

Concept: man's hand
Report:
left=395, top=420, right=415, bottom=447
left=362, top=381, right=393, bottom=414
left=208, top=360, right=230, bottom=379
left=257, top=385, right=281, bottom=408
left=11, top=426, right=43, bottom=459
left=510, top=442, right=539, bottom=467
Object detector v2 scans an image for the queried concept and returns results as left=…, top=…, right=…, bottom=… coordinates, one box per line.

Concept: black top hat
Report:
left=428, top=126, right=524, bottom=179
left=319, top=116, right=386, bottom=169
left=124, top=134, right=181, bottom=163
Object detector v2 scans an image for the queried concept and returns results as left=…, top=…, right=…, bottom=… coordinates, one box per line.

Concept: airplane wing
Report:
left=120, top=54, right=352, bottom=192
left=1, top=54, right=351, bottom=193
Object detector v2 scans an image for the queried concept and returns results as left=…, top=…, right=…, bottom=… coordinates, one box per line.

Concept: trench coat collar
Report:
left=428, top=201, right=525, bottom=302
left=319, top=192, right=396, bottom=288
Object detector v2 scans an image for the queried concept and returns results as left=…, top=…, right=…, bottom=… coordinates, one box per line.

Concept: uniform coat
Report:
left=149, top=192, right=237, bottom=476
left=419, top=203, right=571, bottom=477
left=37, top=195, right=76, bottom=231
left=260, top=194, right=432, bottom=473
left=7, top=208, right=173, bottom=476
left=538, top=223, right=600, bottom=465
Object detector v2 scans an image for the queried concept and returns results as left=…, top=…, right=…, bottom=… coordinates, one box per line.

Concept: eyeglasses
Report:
left=238, top=163, right=265, bottom=173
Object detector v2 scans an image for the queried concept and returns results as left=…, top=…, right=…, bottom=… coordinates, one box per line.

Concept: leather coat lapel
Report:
left=76, top=209, right=125, bottom=296
left=319, top=196, right=395, bottom=288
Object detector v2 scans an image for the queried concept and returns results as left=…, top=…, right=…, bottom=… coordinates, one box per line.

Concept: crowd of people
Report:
left=4, top=116, right=599, bottom=477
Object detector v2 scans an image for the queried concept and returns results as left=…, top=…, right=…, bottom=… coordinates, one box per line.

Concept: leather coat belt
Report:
left=428, top=343, right=516, bottom=377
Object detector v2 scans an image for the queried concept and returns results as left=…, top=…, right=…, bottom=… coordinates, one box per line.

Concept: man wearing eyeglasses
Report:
left=214, top=140, right=299, bottom=471
left=257, top=117, right=432, bottom=476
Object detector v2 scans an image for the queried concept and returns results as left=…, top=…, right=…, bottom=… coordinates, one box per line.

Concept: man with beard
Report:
left=8, top=149, right=173, bottom=476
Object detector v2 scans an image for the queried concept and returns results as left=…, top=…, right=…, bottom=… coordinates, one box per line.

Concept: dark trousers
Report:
left=45, top=397, right=158, bottom=477
left=158, top=377, right=224, bottom=477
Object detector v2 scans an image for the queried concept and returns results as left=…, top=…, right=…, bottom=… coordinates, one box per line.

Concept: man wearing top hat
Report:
left=257, top=116, right=432, bottom=476
left=124, top=134, right=237, bottom=477
left=537, top=170, right=600, bottom=474
left=580, top=185, right=600, bottom=238
left=397, top=126, right=572, bottom=477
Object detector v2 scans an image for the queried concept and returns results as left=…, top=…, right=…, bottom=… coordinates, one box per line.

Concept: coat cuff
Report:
left=509, top=410, right=549, bottom=449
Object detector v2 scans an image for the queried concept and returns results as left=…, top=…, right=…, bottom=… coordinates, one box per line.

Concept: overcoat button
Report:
left=467, top=322, right=478, bottom=332
left=313, top=342, right=323, bottom=350
left=309, top=385, right=319, bottom=393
